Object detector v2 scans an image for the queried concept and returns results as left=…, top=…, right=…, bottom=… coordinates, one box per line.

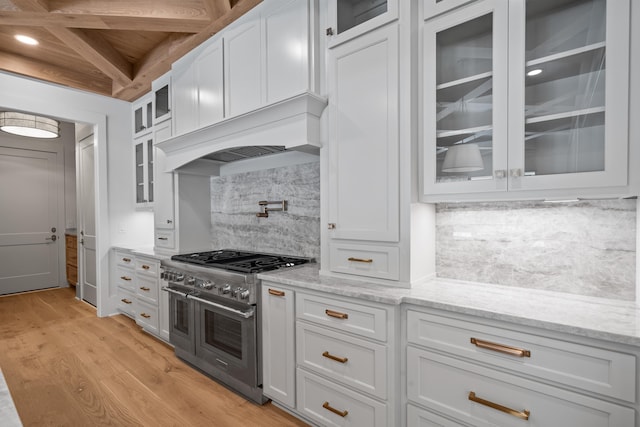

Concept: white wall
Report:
left=0, top=71, right=153, bottom=316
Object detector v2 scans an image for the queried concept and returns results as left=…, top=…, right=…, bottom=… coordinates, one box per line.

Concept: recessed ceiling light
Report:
left=15, top=35, right=38, bottom=45
left=527, top=68, right=543, bottom=77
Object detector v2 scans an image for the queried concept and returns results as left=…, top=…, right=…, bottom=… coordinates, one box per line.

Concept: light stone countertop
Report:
left=0, top=368, right=22, bottom=427
left=258, top=265, right=640, bottom=347
left=112, top=246, right=172, bottom=260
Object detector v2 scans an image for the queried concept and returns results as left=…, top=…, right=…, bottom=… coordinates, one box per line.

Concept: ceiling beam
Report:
left=201, top=0, right=232, bottom=21
left=0, top=11, right=209, bottom=32
left=7, top=0, right=49, bottom=12
left=45, top=26, right=133, bottom=86
left=0, top=50, right=112, bottom=96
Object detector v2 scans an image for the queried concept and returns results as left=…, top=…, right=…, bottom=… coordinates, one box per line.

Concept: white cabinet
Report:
left=132, top=93, right=153, bottom=138
left=405, top=306, right=638, bottom=427
left=134, top=135, right=154, bottom=207
left=152, top=71, right=171, bottom=124
left=261, top=284, right=296, bottom=408
left=326, top=0, right=398, bottom=47
left=422, top=0, right=631, bottom=201
left=115, top=251, right=136, bottom=317
left=171, top=59, right=198, bottom=136
left=326, top=23, right=400, bottom=280
left=153, top=121, right=174, bottom=231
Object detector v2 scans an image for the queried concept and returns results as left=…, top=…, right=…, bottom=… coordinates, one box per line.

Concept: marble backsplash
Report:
left=210, top=161, right=320, bottom=260
left=436, top=199, right=636, bottom=301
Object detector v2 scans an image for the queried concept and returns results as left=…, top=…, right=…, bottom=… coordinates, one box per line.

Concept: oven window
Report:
left=204, top=309, right=242, bottom=359
left=175, top=299, right=190, bottom=334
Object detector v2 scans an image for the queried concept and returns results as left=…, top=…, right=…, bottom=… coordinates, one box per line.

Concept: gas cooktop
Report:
left=170, top=249, right=312, bottom=274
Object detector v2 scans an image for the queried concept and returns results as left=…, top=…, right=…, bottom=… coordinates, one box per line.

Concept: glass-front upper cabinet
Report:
left=152, top=71, right=171, bottom=124
left=132, top=94, right=153, bottom=138
left=423, top=0, right=509, bottom=197
left=327, top=0, right=398, bottom=47
left=134, top=137, right=154, bottom=207
left=422, top=0, right=630, bottom=201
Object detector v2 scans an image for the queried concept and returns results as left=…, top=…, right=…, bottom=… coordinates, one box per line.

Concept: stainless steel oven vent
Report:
left=204, top=146, right=286, bottom=163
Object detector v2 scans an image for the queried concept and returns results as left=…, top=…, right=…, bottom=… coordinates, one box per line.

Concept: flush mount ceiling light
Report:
left=442, top=143, right=484, bottom=172
left=0, top=112, right=60, bottom=139
left=15, top=34, right=38, bottom=45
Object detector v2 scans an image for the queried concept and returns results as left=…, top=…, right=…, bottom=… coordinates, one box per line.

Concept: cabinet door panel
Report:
left=172, top=63, right=197, bottom=136
left=224, top=18, right=263, bottom=117
left=195, top=39, right=225, bottom=127
left=328, top=24, right=399, bottom=242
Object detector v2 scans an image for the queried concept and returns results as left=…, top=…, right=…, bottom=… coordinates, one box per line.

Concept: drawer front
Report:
left=136, top=258, right=159, bottom=276
left=136, top=274, right=158, bottom=305
left=407, top=347, right=635, bottom=427
left=116, top=266, right=135, bottom=292
left=66, top=263, right=78, bottom=286
left=155, top=230, right=175, bottom=249
left=136, top=299, right=159, bottom=335
left=296, top=322, right=388, bottom=399
left=407, top=310, right=636, bottom=402
left=329, top=243, right=399, bottom=280
left=297, top=293, right=387, bottom=342
left=297, top=368, right=387, bottom=427
left=115, top=250, right=134, bottom=267
left=117, top=287, right=136, bottom=317
left=407, top=404, right=464, bottom=427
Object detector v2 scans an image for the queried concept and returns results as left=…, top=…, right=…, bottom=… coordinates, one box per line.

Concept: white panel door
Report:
left=77, top=135, right=97, bottom=306
left=328, top=23, right=399, bottom=242
left=0, top=146, right=59, bottom=295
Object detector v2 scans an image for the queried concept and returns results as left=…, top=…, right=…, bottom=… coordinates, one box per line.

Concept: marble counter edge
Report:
left=258, top=266, right=640, bottom=347
left=111, top=246, right=172, bottom=260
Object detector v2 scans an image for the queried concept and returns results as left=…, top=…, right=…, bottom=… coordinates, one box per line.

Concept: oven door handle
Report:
left=162, top=286, right=189, bottom=298
left=188, top=295, right=255, bottom=319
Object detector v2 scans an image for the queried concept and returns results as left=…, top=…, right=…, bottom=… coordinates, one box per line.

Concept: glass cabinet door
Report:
left=327, top=0, right=398, bottom=47
left=509, top=0, right=629, bottom=192
left=135, top=141, right=145, bottom=203
left=423, top=0, right=508, bottom=196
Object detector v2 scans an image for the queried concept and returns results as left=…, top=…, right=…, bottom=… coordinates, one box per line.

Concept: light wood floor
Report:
left=0, top=287, right=308, bottom=426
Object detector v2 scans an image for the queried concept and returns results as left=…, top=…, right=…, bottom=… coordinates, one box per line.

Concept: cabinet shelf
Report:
left=526, top=42, right=605, bottom=68
left=525, top=107, right=604, bottom=135
left=437, top=71, right=492, bottom=91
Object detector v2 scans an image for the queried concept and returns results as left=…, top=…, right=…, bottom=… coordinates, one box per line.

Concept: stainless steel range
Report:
left=160, top=250, right=312, bottom=404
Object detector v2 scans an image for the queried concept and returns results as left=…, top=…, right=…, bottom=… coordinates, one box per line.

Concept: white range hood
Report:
left=155, top=92, right=327, bottom=172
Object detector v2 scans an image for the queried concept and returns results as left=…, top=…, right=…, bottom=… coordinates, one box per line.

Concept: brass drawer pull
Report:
left=121, top=298, right=132, bottom=304
left=158, top=237, right=168, bottom=241
left=347, top=257, right=373, bottom=263
left=268, top=289, right=285, bottom=297
left=322, top=402, right=348, bottom=418
left=140, top=313, right=151, bottom=319
left=142, top=265, right=150, bottom=270
left=140, top=286, right=150, bottom=291
left=322, top=351, right=348, bottom=364
left=122, top=257, right=131, bottom=263
left=120, top=276, right=132, bottom=281
left=470, top=338, right=531, bottom=357
left=468, top=391, right=530, bottom=420
left=325, top=309, right=348, bottom=319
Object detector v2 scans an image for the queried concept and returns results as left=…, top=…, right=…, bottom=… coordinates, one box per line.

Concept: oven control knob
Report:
left=176, top=273, right=185, bottom=282
left=186, top=276, right=196, bottom=285
left=239, top=289, right=250, bottom=300
left=221, top=284, right=231, bottom=294
left=201, top=280, right=214, bottom=290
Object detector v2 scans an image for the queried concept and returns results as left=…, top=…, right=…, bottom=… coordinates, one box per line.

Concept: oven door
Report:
left=192, top=295, right=257, bottom=387
left=163, top=286, right=195, bottom=353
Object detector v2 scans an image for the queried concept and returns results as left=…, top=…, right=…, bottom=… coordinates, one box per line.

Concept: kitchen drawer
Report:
left=407, top=347, right=635, bottom=427
left=155, top=230, right=175, bottom=249
left=406, top=310, right=636, bottom=402
left=297, top=293, right=388, bottom=342
left=117, top=287, right=136, bottom=317
left=296, top=322, right=388, bottom=400
left=296, top=368, right=387, bottom=427
left=407, top=404, right=464, bottom=427
left=115, top=250, right=134, bottom=267
left=136, top=257, right=159, bottom=277
left=116, top=265, right=135, bottom=292
left=136, top=274, right=159, bottom=305
left=329, top=243, right=399, bottom=280
left=136, top=299, right=159, bottom=336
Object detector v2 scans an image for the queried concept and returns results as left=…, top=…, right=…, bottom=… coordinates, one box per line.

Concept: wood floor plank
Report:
left=0, top=287, right=308, bottom=426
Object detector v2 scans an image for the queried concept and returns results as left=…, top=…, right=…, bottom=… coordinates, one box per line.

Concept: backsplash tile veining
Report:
left=436, top=200, right=636, bottom=301
left=210, top=161, right=320, bottom=260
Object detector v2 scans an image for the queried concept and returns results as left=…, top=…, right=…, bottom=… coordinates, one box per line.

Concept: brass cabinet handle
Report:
left=142, top=265, right=150, bottom=270
left=347, top=257, right=373, bottom=263
left=140, top=313, right=151, bottom=319
left=322, top=351, right=348, bottom=364
left=121, top=298, right=132, bottom=304
left=468, top=391, right=530, bottom=420
left=120, top=276, right=132, bottom=281
left=322, top=402, right=348, bottom=418
left=140, top=286, right=150, bottom=291
left=122, top=257, right=131, bottom=263
left=470, top=338, right=531, bottom=358
left=268, top=289, right=285, bottom=297
left=158, top=237, right=168, bottom=241
left=325, top=309, right=348, bottom=319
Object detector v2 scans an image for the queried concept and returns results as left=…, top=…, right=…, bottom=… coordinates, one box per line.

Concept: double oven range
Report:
left=161, top=250, right=311, bottom=404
